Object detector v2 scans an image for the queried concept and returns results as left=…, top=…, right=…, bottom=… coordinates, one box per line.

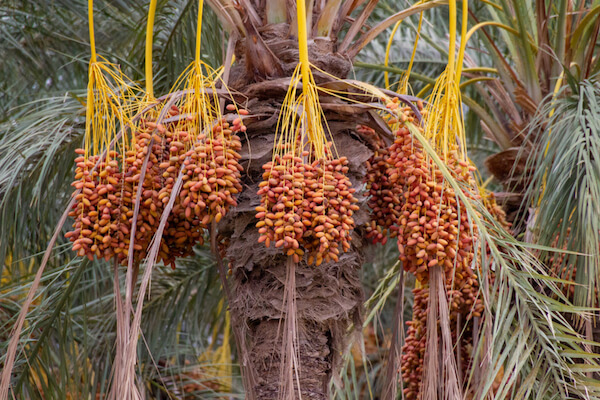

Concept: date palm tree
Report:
left=2, top=1, right=600, bottom=399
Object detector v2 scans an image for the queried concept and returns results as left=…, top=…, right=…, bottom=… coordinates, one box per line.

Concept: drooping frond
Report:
left=523, top=79, right=600, bottom=311
left=0, top=96, right=85, bottom=276
left=410, top=124, right=600, bottom=399
left=0, top=246, right=237, bottom=399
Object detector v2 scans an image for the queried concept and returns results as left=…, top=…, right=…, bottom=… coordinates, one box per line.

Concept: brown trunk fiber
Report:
left=227, top=254, right=363, bottom=398
left=228, top=23, right=351, bottom=90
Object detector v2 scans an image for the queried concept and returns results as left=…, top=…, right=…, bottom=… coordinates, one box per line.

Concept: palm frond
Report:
left=1, top=246, right=237, bottom=398
left=522, top=79, right=600, bottom=310
left=410, top=124, right=600, bottom=399
left=0, top=1, right=145, bottom=115
left=0, top=96, right=85, bottom=274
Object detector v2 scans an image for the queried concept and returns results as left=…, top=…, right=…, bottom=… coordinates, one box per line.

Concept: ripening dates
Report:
left=256, top=153, right=359, bottom=265
left=66, top=105, right=244, bottom=268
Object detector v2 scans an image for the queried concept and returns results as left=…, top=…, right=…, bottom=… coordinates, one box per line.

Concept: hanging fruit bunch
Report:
left=256, top=143, right=307, bottom=263
left=125, top=112, right=169, bottom=263
left=157, top=114, right=243, bottom=267
left=395, top=1, right=490, bottom=395
left=158, top=0, right=244, bottom=265
left=363, top=3, right=425, bottom=246
left=400, top=286, right=427, bottom=400
left=389, top=126, right=484, bottom=397
left=65, top=0, right=141, bottom=262
left=67, top=0, right=244, bottom=269
left=401, top=284, right=479, bottom=400
left=66, top=0, right=169, bottom=267
left=363, top=98, right=427, bottom=245
left=388, top=119, right=481, bottom=398
left=399, top=193, right=511, bottom=400
left=393, top=127, right=481, bottom=303
left=400, top=190, right=509, bottom=399
left=67, top=149, right=125, bottom=261
left=302, top=152, right=357, bottom=265
left=153, top=106, right=200, bottom=265
left=254, top=18, right=359, bottom=266
left=256, top=139, right=358, bottom=265
left=362, top=124, right=399, bottom=245
left=67, top=101, right=174, bottom=265
left=360, top=1, right=499, bottom=393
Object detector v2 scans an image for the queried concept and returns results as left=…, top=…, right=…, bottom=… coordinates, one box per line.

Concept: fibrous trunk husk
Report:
left=229, top=23, right=351, bottom=89
left=225, top=240, right=364, bottom=398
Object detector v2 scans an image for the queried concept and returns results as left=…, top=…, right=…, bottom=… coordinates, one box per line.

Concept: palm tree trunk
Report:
left=214, top=26, right=379, bottom=397
left=225, top=249, right=364, bottom=398
left=218, top=109, right=372, bottom=398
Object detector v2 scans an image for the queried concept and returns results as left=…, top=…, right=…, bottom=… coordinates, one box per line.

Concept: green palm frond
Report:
left=412, top=125, right=600, bottom=399
left=1, top=246, right=236, bottom=398
left=0, top=1, right=143, bottom=115
left=0, top=96, right=85, bottom=273
left=522, top=79, right=600, bottom=310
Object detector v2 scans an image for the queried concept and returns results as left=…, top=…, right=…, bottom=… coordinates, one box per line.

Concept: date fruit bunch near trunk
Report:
left=212, top=2, right=424, bottom=398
